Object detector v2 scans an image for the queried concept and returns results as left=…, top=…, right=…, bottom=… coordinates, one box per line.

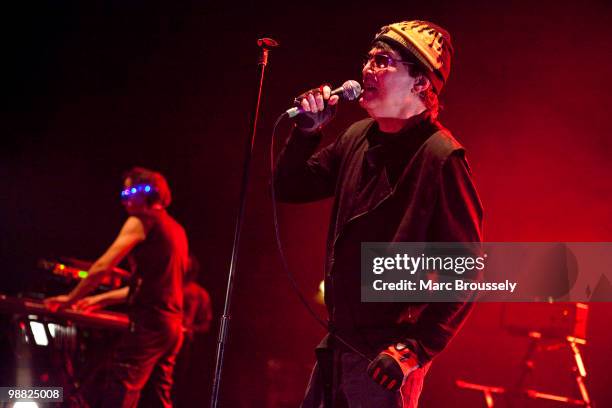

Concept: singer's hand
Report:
left=366, top=343, right=420, bottom=392
left=293, top=85, right=339, bottom=133
left=299, top=85, right=340, bottom=113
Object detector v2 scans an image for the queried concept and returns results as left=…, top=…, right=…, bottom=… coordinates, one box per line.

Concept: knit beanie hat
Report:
left=374, top=20, right=453, bottom=94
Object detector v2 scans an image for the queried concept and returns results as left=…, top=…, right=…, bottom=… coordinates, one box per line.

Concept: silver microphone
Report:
left=286, top=80, right=362, bottom=118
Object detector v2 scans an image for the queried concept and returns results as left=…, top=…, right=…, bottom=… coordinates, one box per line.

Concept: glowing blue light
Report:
left=121, top=184, right=154, bottom=200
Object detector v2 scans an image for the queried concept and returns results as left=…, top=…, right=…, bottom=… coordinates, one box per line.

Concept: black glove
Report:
left=367, top=343, right=420, bottom=392
left=292, top=86, right=337, bottom=133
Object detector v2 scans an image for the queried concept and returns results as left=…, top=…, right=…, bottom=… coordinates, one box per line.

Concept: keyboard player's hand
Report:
left=44, top=294, right=72, bottom=312
left=72, top=296, right=103, bottom=313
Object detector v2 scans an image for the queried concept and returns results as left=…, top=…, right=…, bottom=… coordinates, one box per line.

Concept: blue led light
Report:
left=121, top=184, right=154, bottom=200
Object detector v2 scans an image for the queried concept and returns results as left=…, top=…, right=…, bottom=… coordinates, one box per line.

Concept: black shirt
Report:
left=357, top=110, right=439, bottom=199
left=129, top=211, right=189, bottom=324
left=275, top=112, right=483, bottom=363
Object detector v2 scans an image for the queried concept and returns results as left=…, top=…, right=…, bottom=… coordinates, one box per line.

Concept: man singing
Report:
left=45, top=167, right=188, bottom=408
left=274, top=21, right=483, bottom=407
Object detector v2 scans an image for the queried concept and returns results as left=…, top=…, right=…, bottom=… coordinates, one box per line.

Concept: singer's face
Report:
left=359, top=47, right=419, bottom=119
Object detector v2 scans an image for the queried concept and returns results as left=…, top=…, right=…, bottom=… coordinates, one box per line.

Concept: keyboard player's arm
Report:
left=73, top=286, right=130, bottom=312
left=45, top=216, right=146, bottom=311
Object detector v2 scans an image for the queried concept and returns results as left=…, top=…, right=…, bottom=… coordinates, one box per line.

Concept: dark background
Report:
left=2, top=0, right=611, bottom=406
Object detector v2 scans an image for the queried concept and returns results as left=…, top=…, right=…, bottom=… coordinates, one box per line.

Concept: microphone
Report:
left=286, top=80, right=362, bottom=118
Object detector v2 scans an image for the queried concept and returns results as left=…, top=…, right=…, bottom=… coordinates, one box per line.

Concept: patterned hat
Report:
left=374, top=20, right=453, bottom=94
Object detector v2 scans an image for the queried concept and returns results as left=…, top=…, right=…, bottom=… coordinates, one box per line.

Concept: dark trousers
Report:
left=98, top=318, right=183, bottom=408
left=301, top=349, right=430, bottom=408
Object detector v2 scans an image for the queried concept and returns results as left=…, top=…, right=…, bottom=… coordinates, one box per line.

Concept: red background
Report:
left=2, top=0, right=611, bottom=406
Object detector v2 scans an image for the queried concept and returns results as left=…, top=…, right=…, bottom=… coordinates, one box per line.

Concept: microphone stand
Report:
left=210, top=37, right=279, bottom=408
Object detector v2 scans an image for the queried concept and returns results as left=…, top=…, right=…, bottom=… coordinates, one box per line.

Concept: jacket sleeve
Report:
left=408, top=150, right=484, bottom=365
left=273, top=126, right=341, bottom=203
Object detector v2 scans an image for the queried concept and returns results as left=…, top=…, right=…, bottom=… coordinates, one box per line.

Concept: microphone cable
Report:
left=269, top=112, right=372, bottom=363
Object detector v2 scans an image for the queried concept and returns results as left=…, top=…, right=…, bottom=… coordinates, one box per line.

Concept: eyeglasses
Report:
left=363, top=53, right=415, bottom=70
left=121, top=184, right=153, bottom=200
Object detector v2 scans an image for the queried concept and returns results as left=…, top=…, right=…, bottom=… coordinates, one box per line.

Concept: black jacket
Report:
left=274, top=113, right=483, bottom=364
